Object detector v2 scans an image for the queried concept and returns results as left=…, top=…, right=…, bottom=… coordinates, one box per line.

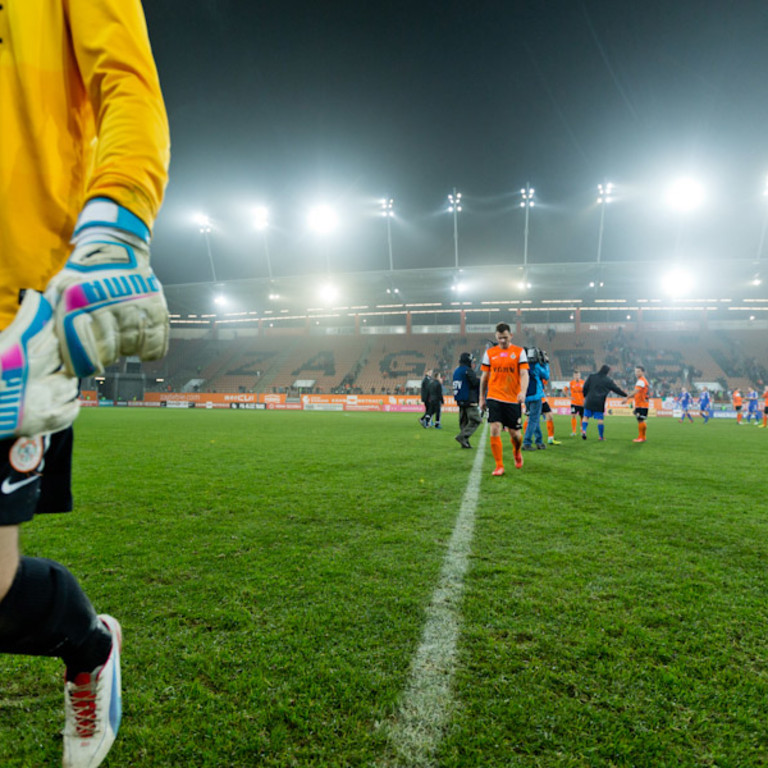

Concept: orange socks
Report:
left=639, top=422, right=647, bottom=439
left=547, top=420, right=555, bottom=439
left=571, top=416, right=578, bottom=433
left=490, top=435, right=503, bottom=468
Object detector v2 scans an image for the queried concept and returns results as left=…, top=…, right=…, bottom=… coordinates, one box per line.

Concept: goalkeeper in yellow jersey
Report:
left=0, top=2, right=170, bottom=765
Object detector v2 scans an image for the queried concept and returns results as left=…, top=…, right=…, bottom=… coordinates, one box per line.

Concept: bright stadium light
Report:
left=662, top=268, right=696, bottom=297
left=194, top=213, right=212, bottom=232
left=253, top=206, right=269, bottom=231
left=318, top=282, right=339, bottom=303
left=664, top=177, right=706, bottom=212
left=308, top=205, right=338, bottom=234
left=213, top=293, right=228, bottom=307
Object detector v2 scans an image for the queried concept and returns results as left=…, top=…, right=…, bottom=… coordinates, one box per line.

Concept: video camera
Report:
left=525, top=347, right=549, bottom=366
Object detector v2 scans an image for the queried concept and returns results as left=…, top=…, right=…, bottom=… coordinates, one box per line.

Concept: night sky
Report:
left=143, top=1, right=768, bottom=286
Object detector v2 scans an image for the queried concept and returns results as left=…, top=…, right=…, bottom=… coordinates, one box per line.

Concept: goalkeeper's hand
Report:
left=0, top=291, right=79, bottom=440
left=45, top=198, right=169, bottom=378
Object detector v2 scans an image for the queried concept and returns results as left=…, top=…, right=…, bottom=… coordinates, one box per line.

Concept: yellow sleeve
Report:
left=65, top=0, right=170, bottom=230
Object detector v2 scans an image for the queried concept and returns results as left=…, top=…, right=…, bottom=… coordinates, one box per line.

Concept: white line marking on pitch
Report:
left=382, top=423, right=488, bottom=768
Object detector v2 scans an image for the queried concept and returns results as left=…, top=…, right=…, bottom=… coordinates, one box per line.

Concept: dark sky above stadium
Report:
left=144, top=1, right=768, bottom=287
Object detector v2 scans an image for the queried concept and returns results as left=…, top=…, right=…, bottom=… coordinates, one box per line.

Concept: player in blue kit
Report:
left=745, top=388, right=760, bottom=424
left=678, top=388, right=694, bottom=423
left=698, top=388, right=712, bottom=423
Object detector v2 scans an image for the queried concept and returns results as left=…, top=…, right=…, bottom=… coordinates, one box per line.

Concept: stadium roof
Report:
left=162, top=258, right=768, bottom=321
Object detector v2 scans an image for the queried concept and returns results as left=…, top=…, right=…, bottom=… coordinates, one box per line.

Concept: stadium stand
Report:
left=132, top=327, right=768, bottom=398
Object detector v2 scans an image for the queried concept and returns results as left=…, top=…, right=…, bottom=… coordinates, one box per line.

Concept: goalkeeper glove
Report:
left=0, top=291, right=80, bottom=439
left=46, top=198, right=169, bottom=378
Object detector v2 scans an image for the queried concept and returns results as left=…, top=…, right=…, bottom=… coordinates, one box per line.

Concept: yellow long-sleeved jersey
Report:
left=0, top=0, right=170, bottom=328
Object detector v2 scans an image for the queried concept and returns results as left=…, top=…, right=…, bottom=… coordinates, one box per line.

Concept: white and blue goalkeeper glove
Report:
left=46, top=198, right=169, bottom=378
left=0, top=291, right=80, bottom=439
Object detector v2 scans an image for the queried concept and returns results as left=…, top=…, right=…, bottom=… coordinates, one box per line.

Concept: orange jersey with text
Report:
left=633, top=376, right=650, bottom=408
left=0, top=0, right=170, bottom=328
left=568, top=378, right=585, bottom=406
left=732, top=390, right=742, bottom=407
left=481, top=345, right=529, bottom=404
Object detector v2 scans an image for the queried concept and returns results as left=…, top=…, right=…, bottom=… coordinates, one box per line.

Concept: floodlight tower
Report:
left=520, top=183, right=535, bottom=267
left=194, top=213, right=217, bottom=282
left=448, top=188, right=462, bottom=269
left=596, top=182, right=613, bottom=264
left=381, top=197, right=395, bottom=271
left=756, top=176, right=768, bottom=263
left=308, top=204, right=339, bottom=273
left=252, top=205, right=273, bottom=280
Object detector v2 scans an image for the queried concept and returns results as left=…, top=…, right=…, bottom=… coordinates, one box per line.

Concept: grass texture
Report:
left=0, top=409, right=766, bottom=767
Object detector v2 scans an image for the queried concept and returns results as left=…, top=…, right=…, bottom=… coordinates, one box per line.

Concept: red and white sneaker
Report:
left=632, top=438, right=646, bottom=443
left=491, top=466, right=505, bottom=476
left=513, top=451, right=524, bottom=469
left=63, top=615, right=122, bottom=768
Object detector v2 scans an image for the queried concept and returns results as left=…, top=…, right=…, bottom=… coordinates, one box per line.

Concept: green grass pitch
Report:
left=1, top=409, right=767, bottom=767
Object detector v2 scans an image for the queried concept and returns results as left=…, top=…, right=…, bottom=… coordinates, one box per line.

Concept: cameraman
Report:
left=452, top=352, right=481, bottom=448
left=522, top=348, right=550, bottom=450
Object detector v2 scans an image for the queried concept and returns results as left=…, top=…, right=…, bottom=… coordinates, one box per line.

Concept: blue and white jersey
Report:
left=679, top=390, right=693, bottom=410
left=747, top=389, right=759, bottom=411
left=698, top=390, right=711, bottom=410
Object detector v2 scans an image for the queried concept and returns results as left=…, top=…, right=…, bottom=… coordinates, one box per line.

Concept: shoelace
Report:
left=67, top=673, right=99, bottom=738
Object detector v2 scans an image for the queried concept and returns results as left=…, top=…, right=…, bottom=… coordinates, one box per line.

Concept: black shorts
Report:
left=764, top=406, right=768, bottom=415
left=541, top=401, right=552, bottom=415
left=633, top=407, right=649, bottom=422
left=734, top=405, right=742, bottom=412
left=0, top=429, right=73, bottom=526
left=570, top=405, right=584, bottom=417
left=487, top=400, right=523, bottom=431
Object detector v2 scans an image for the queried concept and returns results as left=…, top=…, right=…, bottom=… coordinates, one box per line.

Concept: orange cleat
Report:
left=491, top=466, right=505, bottom=476
left=513, top=452, right=524, bottom=469
left=632, top=438, right=646, bottom=443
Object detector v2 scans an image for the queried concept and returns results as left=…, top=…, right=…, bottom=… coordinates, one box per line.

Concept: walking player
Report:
left=0, top=2, right=170, bottom=766
left=479, top=323, right=529, bottom=475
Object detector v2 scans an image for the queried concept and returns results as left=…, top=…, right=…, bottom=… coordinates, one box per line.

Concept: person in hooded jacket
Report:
left=581, top=364, right=628, bottom=441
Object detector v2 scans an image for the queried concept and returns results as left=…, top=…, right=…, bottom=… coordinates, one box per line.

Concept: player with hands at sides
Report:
left=0, top=2, right=170, bottom=766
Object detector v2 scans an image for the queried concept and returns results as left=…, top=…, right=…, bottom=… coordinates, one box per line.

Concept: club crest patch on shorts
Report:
left=9, top=436, right=44, bottom=474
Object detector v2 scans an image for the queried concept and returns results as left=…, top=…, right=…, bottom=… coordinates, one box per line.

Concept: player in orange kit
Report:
left=479, top=323, right=529, bottom=475
left=567, top=369, right=585, bottom=436
left=624, top=365, right=650, bottom=442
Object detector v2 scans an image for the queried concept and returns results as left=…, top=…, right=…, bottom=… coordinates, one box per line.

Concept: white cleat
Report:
left=63, top=615, right=122, bottom=768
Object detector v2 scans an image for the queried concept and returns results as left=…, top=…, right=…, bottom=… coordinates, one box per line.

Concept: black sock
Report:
left=0, top=556, right=112, bottom=679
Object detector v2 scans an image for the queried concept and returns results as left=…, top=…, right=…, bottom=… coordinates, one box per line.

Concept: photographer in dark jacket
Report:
left=419, top=369, right=432, bottom=428
left=425, top=372, right=444, bottom=429
left=581, top=364, right=627, bottom=441
left=452, top=352, right=481, bottom=448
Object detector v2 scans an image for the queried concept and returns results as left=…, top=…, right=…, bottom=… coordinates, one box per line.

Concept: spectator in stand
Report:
left=581, top=365, right=627, bottom=441
left=419, top=369, right=432, bottom=428
left=732, top=388, right=743, bottom=425
left=452, top=353, right=481, bottom=449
